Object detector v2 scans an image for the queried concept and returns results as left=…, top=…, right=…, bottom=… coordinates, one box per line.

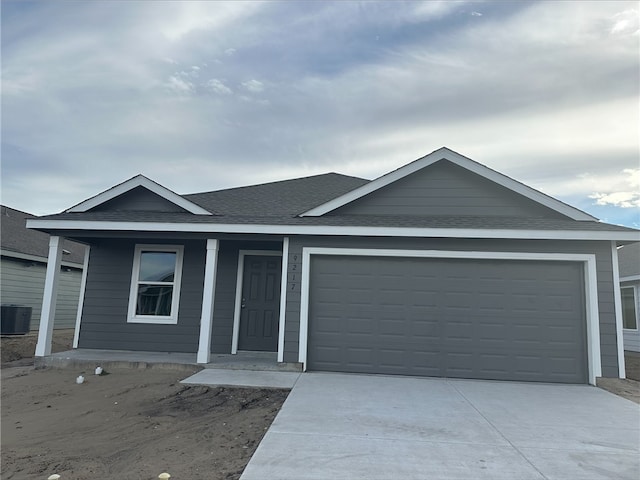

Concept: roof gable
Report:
left=300, top=147, right=596, bottom=221
left=330, top=159, right=569, bottom=219
left=66, top=175, right=213, bottom=215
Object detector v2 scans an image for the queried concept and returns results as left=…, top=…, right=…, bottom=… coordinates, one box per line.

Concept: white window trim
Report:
left=231, top=250, right=283, bottom=355
left=298, top=247, right=602, bottom=385
left=621, top=285, right=639, bottom=331
left=127, top=244, right=184, bottom=324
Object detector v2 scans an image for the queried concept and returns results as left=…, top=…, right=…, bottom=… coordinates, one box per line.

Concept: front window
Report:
left=621, top=286, right=638, bottom=330
left=128, top=245, right=184, bottom=324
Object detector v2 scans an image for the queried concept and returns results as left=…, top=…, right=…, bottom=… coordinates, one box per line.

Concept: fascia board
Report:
left=26, top=219, right=640, bottom=242
left=299, top=147, right=596, bottom=221
left=66, top=175, right=212, bottom=215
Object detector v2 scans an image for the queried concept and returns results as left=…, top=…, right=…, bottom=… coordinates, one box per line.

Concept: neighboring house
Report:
left=1, top=205, right=86, bottom=331
left=28, top=147, right=639, bottom=384
left=618, top=242, right=640, bottom=352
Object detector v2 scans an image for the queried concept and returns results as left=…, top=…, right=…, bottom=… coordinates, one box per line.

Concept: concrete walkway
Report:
left=182, top=369, right=301, bottom=388
left=241, top=373, right=640, bottom=480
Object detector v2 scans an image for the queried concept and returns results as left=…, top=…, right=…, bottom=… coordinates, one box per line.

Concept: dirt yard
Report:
left=1, top=332, right=288, bottom=480
left=1, top=333, right=638, bottom=479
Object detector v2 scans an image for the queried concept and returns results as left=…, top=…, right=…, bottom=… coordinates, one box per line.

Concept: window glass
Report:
left=621, top=287, right=638, bottom=330
left=136, top=285, right=173, bottom=316
left=139, top=252, right=176, bottom=282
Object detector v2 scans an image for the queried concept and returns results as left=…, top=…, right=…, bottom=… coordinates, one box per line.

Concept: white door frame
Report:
left=299, top=247, right=602, bottom=385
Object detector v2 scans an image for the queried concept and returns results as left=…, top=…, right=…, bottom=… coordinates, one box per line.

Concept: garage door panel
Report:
left=307, top=255, right=587, bottom=383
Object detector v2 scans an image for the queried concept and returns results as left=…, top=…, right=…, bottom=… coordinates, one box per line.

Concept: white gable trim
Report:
left=26, top=219, right=640, bottom=242
left=299, top=147, right=596, bottom=221
left=66, top=175, right=212, bottom=215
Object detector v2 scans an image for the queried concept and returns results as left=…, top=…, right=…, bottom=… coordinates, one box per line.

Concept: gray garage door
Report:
left=308, top=256, right=587, bottom=383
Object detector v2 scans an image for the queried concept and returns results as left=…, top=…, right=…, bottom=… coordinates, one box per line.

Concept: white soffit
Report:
left=299, top=147, right=597, bottom=221
left=65, top=174, right=213, bottom=215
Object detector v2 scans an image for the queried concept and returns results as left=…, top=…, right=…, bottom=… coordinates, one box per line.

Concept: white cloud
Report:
left=242, top=79, right=264, bottom=93
left=165, top=75, right=194, bottom=94
left=610, top=9, right=640, bottom=35
left=158, top=2, right=262, bottom=41
left=206, top=78, right=233, bottom=95
left=589, top=168, right=640, bottom=208
left=1, top=1, right=638, bottom=226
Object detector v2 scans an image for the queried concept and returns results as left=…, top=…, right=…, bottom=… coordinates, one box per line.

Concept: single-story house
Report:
left=1, top=205, right=86, bottom=332
left=28, top=147, right=640, bottom=384
left=618, top=242, right=640, bottom=352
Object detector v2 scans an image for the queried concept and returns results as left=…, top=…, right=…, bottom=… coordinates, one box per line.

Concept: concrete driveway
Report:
left=241, top=373, right=640, bottom=480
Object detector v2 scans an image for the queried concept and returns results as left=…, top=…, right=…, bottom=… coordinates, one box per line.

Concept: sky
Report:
left=1, top=1, right=639, bottom=227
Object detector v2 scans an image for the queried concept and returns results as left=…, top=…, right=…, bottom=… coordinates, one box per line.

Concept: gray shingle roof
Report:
left=1, top=205, right=86, bottom=264
left=27, top=172, right=639, bottom=236
left=184, top=172, right=370, bottom=216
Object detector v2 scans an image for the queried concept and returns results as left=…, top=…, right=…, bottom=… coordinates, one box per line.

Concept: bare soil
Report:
left=597, top=350, right=640, bottom=404
left=1, top=333, right=638, bottom=480
left=1, top=333, right=288, bottom=479
left=1, top=329, right=75, bottom=366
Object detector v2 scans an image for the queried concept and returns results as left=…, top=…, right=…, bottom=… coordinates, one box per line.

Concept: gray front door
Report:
left=238, top=255, right=281, bottom=352
left=308, top=255, right=587, bottom=383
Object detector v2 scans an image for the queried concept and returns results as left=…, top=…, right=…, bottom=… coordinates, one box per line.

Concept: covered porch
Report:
left=34, top=234, right=293, bottom=366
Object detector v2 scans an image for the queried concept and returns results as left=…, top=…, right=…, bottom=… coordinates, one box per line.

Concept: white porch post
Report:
left=35, top=236, right=64, bottom=357
left=72, top=246, right=91, bottom=349
left=197, top=239, right=219, bottom=364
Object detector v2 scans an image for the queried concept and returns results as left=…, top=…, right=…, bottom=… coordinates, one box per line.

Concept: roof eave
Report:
left=26, top=219, right=640, bottom=242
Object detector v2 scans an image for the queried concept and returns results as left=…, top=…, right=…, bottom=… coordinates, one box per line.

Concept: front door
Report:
left=238, top=255, right=281, bottom=351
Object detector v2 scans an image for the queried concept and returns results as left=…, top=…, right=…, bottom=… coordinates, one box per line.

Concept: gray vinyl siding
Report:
left=282, top=236, right=619, bottom=377
left=91, top=187, right=188, bottom=213
left=331, top=160, right=567, bottom=218
left=78, top=239, right=206, bottom=352
left=77, top=238, right=282, bottom=354
left=0, top=256, right=82, bottom=330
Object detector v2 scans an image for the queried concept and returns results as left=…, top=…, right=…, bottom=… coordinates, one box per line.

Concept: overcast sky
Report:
left=2, top=1, right=639, bottom=227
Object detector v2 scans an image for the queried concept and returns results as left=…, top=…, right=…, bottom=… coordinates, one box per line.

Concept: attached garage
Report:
left=304, top=251, right=590, bottom=384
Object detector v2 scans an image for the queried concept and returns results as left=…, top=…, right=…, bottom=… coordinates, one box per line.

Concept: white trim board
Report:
left=197, top=239, right=220, bottom=364
left=26, top=219, right=640, bottom=242
left=299, top=147, right=597, bottom=221
left=231, top=250, right=283, bottom=356
left=620, top=275, right=640, bottom=282
left=72, top=246, right=91, bottom=349
left=66, top=174, right=212, bottom=215
left=298, top=247, right=602, bottom=385
left=277, top=238, right=290, bottom=363
left=611, top=242, right=626, bottom=378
